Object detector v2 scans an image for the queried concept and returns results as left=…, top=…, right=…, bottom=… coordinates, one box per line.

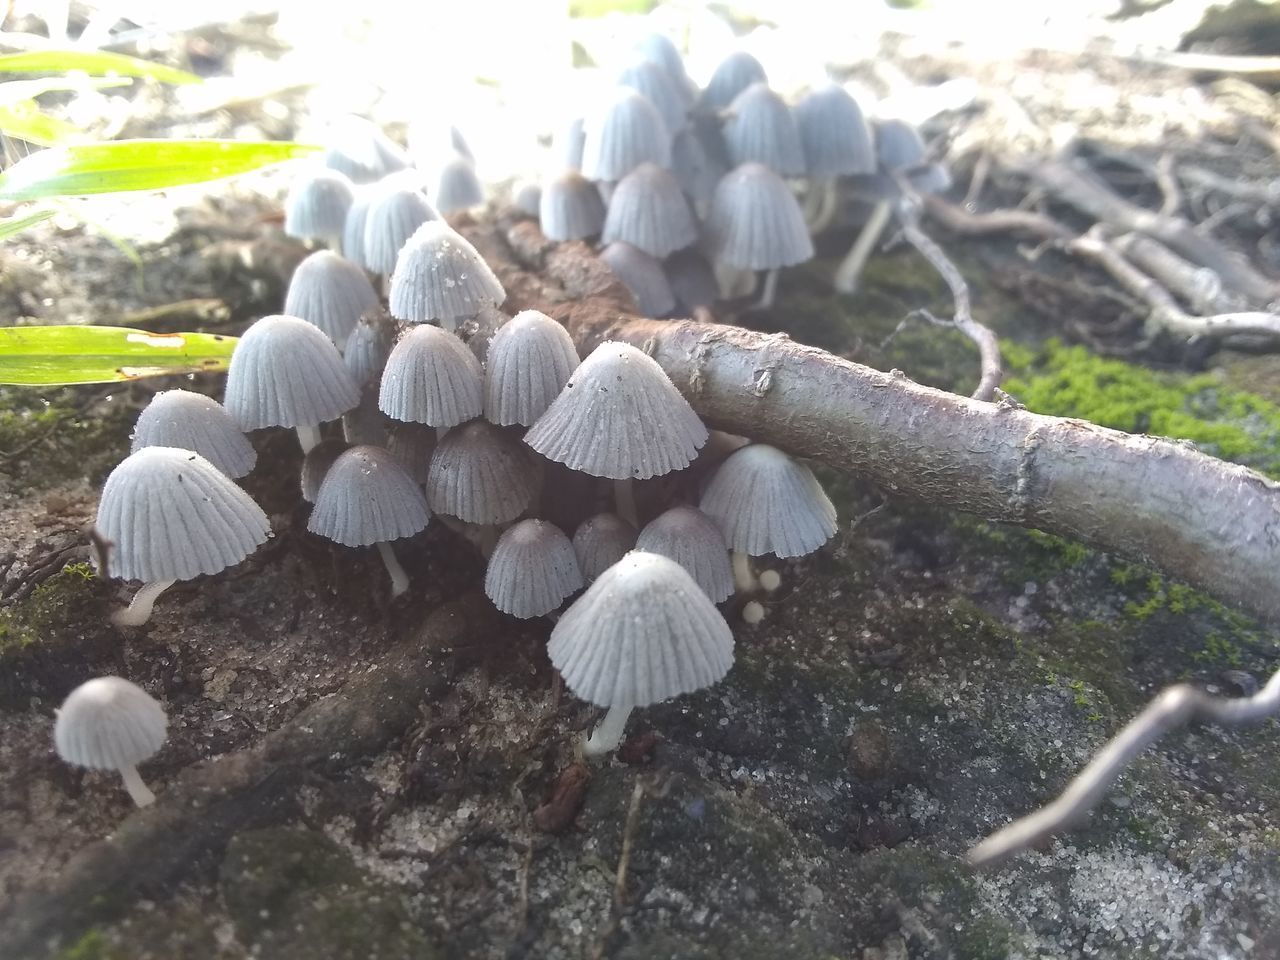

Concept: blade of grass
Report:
left=0, top=208, right=54, bottom=239
left=0, top=100, right=85, bottom=146
left=0, top=50, right=201, bottom=85
left=0, top=138, right=321, bottom=199
left=0, top=325, right=238, bottom=385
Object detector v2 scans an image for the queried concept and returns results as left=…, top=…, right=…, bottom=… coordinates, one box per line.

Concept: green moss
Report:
left=1003, top=340, right=1280, bottom=476
left=0, top=386, right=132, bottom=494
left=55, top=931, right=124, bottom=960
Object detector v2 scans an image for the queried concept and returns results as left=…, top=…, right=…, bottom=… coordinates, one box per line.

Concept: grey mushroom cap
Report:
left=524, top=340, right=707, bottom=480
left=130, top=390, right=256, bottom=479
left=307, top=445, right=430, bottom=547
left=699, top=443, right=837, bottom=558
left=636, top=505, right=733, bottom=603
left=539, top=170, right=606, bottom=242
left=513, top=180, right=542, bottom=217
left=670, top=127, right=725, bottom=218
left=284, top=167, right=354, bottom=242
left=344, top=311, right=395, bottom=387
left=426, top=419, right=541, bottom=524
left=794, top=83, right=876, bottom=178
left=484, top=519, right=583, bottom=619
left=572, top=512, right=637, bottom=583
left=386, top=420, right=437, bottom=484
left=602, top=162, right=697, bottom=258
left=875, top=118, right=927, bottom=172
left=555, top=116, right=586, bottom=171
left=388, top=220, right=506, bottom=329
left=723, top=83, right=805, bottom=177
left=580, top=89, right=671, bottom=182
left=284, top=250, right=380, bottom=350
left=378, top=324, right=484, bottom=428
left=484, top=309, right=580, bottom=427
left=341, top=184, right=377, bottom=269
left=54, top=677, right=167, bottom=771
left=617, top=60, right=687, bottom=136
left=364, top=185, right=439, bottom=276
left=698, top=50, right=767, bottom=114
left=224, top=315, right=360, bottom=432
left=663, top=248, right=719, bottom=312
left=600, top=242, right=676, bottom=317
left=300, top=437, right=349, bottom=503
left=548, top=551, right=734, bottom=708
left=705, top=163, right=814, bottom=270
left=322, top=116, right=411, bottom=184
left=634, top=33, right=695, bottom=105
left=94, top=446, right=271, bottom=583
left=434, top=153, right=485, bottom=214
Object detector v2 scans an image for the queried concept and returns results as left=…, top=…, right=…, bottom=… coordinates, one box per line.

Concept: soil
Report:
left=2, top=6, right=1280, bottom=960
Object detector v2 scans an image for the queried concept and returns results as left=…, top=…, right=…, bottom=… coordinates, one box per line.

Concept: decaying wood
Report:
left=478, top=215, right=1280, bottom=626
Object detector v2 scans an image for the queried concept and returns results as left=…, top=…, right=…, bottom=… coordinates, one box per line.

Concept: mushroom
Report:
left=663, top=248, right=719, bottom=314
left=697, top=50, right=767, bottom=115
left=300, top=437, right=349, bottom=503
left=580, top=88, right=671, bottom=184
left=284, top=166, right=355, bottom=251
left=94, top=447, right=272, bottom=626
left=388, top=220, right=506, bottom=330
left=341, top=183, right=378, bottom=270
left=633, top=33, right=695, bottom=106
left=599, top=242, right=677, bottom=318
left=363, top=183, right=439, bottom=278
left=722, top=83, right=805, bottom=177
left=617, top=60, right=687, bottom=137
left=539, top=170, right=606, bottom=242
left=636, top=505, right=733, bottom=603
left=793, top=82, right=875, bottom=232
left=224, top=314, right=360, bottom=453
left=54, top=676, right=167, bottom=806
left=386, top=420, right=437, bottom=485
left=378, top=324, right=484, bottom=429
left=434, top=152, right=485, bottom=214
left=704, top=162, right=814, bottom=309
left=130, top=389, right=255, bottom=479
left=670, top=127, right=725, bottom=220
left=484, top=518, right=583, bottom=618
left=548, top=551, right=734, bottom=756
left=601, top=162, right=697, bottom=259
left=322, top=115, right=410, bottom=184
left=307, top=445, right=431, bottom=597
left=344, top=309, right=395, bottom=388
left=284, top=250, right=380, bottom=351
left=523, top=340, right=708, bottom=525
left=425, top=419, right=541, bottom=525
left=483, top=309, right=580, bottom=427
left=554, top=115, right=586, bottom=171
left=513, top=180, right=542, bottom=218
left=572, top=512, right=637, bottom=583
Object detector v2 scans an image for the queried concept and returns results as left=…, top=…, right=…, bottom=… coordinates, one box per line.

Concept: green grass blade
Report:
left=0, top=208, right=54, bottom=239
left=0, top=50, right=201, bottom=85
left=0, top=325, right=238, bottom=385
left=0, top=138, right=321, bottom=199
left=0, top=101, right=85, bottom=146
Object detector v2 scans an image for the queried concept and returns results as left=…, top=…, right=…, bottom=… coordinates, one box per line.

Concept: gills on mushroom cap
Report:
left=483, top=310, right=581, bottom=427
left=378, top=324, right=484, bottom=428
left=484, top=519, right=583, bottom=619
left=601, top=162, right=697, bottom=259
left=539, top=170, right=606, bottom=242
left=572, top=512, right=637, bottom=582
left=636, top=505, right=734, bottom=603
left=426, top=419, right=541, bottom=525
left=580, top=88, right=671, bottom=183
left=723, top=83, right=805, bottom=177
left=284, top=250, right=380, bottom=351
left=388, top=220, right=506, bottom=330
left=55, top=676, right=168, bottom=807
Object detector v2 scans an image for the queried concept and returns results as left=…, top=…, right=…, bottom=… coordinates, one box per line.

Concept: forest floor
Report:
left=2, top=5, right=1280, bottom=960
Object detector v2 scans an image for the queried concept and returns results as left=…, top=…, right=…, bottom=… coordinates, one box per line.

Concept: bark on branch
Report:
left=476, top=216, right=1280, bottom=625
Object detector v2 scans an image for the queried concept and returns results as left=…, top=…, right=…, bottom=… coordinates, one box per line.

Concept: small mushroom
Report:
left=697, top=51, right=767, bottom=115
left=363, top=183, right=439, bottom=278
left=130, top=389, right=255, bottom=479
left=601, top=162, right=697, bottom=259
left=617, top=60, right=687, bottom=137
left=378, top=324, right=484, bottom=429
left=344, top=309, right=395, bottom=388
left=483, top=310, right=580, bottom=427
left=599, top=242, right=677, bottom=318
left=54, top=676, right=167, bottom=807
left=426, top=419, right=541, bottom=525
left=548, top=551, right=734, bottom=756
left=284, top=166, right=355, bottom=251
left=284, top=250, right=380, bottom=351
left=580, top=88, right=671, bottom=184
left=794, top=82, right=875, bottom=232
left=539, top=170, right=606, bottom=242
left=663, top=248, right=719, bottom=314
left=636, top=505, right=733, bottom=603
left=722, top=83, right=805, bottom=177
left=572, top=512, right=637, bottom=583
left=484, top=519, right=583, bottom=619
left=388, top=220, right=506, bottom=330
left=633, top=33, right=695, bottom=107
left=434, top=152, right=485, bottom=214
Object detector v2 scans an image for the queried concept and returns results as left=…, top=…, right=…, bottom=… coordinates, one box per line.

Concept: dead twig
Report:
left=590, top=777, right=649, bottom=960
left=969, top=667, right=1280, bottom=868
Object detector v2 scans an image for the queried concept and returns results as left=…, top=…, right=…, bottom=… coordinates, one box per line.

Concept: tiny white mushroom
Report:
left=54, top=676, right=167, bottom=807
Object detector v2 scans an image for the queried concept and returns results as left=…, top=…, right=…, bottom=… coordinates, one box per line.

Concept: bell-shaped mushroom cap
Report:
left=581, top=89, right=671, bottom=182
left=539, top=170, right=606, bottom=242
left=555, top=116, right=586, bottom=171
left=308, top=445, right=430, bottom=547
left=378, top=324, right=484, bottom=427
left=54, top=677, right=167, bottom=771
left=131, top=390, right=256, bottom=479
left=484, top=519, right=583, bottom=619
left=389, top=220, right=506, bottom=329
left=524, top=340, right=707, bottom=480
left=95, top=446, right=271, bottom=582
left=875, top=118, right=927, bottom=172
left=386, top=420, right=436, bottom=484
left=636, top=505, right=733, bottom=603
left=484, top=309, right=580, bottom=427
left=572, top=512, right=637, bottom=582
left=723, top=84, right=805, bottom=177
left=513, top=180, right=542, bottom=217
left=284, top=167, right=354, bottom=243
left=698, top=50, right=767, bottom=114
left=705, top=163, right=814, bottom=270
left=426, top=419, right=540, bottom=524
left=344, top=310, right=394, bottom=387
left=671, top=127, right=725, bottom=218
left=548, top=551, right=733, bottom=708
left=602, top=162, right=697, bottom=258
left=434, top=153, right=485, bottom=214
left=617, top=60, right=686, bottom=136
left=794, top=83, right=876, bottom=178
left=301, top=437, right=348, bottom=503
left=341, top=184, right=377, bottom=269
left=363, top=185, right=439, bottom=276
left=634, top=33, right=694, bottom=105
left=225, top=315, right=360, bottom=431
left=284, top=250, right=380, bottom=350
left=600, top=242, right=676, bottom=318
left=664, top=248, right=718, bottom=312
left=322, top=115, right=410, bottom=184
left=699, top=444, right=837, bottom=558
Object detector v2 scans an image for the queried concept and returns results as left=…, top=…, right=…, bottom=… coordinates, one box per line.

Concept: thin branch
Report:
left=968, top=667, right=1280, bottom=868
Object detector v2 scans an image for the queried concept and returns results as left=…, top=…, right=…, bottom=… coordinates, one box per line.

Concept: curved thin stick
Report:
left=968, top=668, right=1280, bottom=868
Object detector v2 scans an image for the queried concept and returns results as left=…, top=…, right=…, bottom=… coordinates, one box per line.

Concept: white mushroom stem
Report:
left=295, top=424, right=323, bottom=454
left=755, top=269, right=780, bottom=310
left=111, top=579, right=176, bottom=628
left=810, top=177, right=841, bottom=235
left=834, top=199, right=892, bottom=294
left=731, top=551, right=757, bottom=592
left=119, top=764, right=156, bottom=807
left=584, top=703, right=633, bottom=757
left=613, top=478, right=639, bottom=528
left=376, top=541, right=410, bottom=598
